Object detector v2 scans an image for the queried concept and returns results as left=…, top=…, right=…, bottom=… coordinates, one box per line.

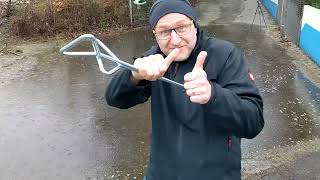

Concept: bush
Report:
left=305, top=0, right=320, bottom=9
left=10, top=0, right=129, bottom=38
left=9, top=0, right=199, bottom=38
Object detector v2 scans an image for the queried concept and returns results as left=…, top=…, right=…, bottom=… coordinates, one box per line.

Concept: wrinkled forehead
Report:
left=155, top=13, right=192, bottom=29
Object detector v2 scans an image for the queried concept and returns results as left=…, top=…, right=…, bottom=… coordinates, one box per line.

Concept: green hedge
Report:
left=305, top=0, right=320, bottom=9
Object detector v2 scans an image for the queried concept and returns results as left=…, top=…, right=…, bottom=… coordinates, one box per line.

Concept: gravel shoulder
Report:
left=265, top=23, right=320, bottom=86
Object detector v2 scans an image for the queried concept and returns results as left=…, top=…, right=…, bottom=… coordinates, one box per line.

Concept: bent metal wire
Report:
left=60, top=34, right=184, bottom=88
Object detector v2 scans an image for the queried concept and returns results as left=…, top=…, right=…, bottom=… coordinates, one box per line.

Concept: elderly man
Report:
left=106, top=0, right=264, bottom=179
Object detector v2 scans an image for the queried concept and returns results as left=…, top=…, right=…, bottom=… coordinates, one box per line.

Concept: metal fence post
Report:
left=129, top=0, right=133, bottom=26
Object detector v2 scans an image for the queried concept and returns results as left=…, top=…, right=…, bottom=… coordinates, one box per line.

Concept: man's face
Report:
left=153, top=13, right=197, bottom=61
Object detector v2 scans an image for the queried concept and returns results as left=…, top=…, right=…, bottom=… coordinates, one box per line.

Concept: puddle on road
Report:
left=0, top=29, right=154, bottom=180
left=205, top=23, right=320, bottom=153
left=0, top=24, right=319, bottom=179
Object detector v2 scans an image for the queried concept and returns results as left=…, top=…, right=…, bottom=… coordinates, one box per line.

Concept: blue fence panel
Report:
left=300, top=23, right=320, bottom=65
left=262, top=0, right=278, bottom=18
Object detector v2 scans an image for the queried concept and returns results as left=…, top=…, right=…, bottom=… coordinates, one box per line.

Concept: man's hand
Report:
left=184, top=51, right=212, bottom=104
left=131, top=49, right=180, bottom=84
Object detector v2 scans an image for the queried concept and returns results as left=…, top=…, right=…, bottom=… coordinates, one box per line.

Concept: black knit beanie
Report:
left=149, top=0, right=197, bottom=29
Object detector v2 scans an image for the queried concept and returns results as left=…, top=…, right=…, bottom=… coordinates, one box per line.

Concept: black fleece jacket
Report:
left=106, top=29, right=264, bottom=180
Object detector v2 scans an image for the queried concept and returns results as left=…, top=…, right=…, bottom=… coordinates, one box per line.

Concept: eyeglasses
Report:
left=153, top=20, right=194, bottom=40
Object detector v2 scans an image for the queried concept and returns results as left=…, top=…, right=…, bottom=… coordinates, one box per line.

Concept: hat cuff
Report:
left=149, top=0, right=197, bottom=29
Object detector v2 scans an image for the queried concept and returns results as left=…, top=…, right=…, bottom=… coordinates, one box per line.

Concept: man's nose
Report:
left=169, top=29, right=181, bottom=45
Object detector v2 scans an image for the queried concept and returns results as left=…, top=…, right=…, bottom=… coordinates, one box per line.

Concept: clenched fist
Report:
left=131, top=49, right=180, bottom=84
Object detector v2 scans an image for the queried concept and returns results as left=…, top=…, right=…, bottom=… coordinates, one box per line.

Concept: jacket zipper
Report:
left=173, top=63, right=179, bottom=78
left=177, top=125, right=183, bottom=180
left=228, top=136, right=232, bottom=151
left=174, top=63, right=181, bottom=180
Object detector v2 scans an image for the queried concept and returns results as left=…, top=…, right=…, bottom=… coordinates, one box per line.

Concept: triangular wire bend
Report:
left=60, top=34, right=121, bottom=74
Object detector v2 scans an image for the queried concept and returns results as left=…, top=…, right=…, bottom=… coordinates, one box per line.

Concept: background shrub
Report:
left=10, top=0, right=129, bottom=37
left=8, top=0, right=199, bottom=38
left=305, top=0, right=320, bottom=9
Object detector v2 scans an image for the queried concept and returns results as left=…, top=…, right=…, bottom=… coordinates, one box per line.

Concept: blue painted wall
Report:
left=300, top=24, right=320, bottom=65
left=261, top=0, right=278, bottom=18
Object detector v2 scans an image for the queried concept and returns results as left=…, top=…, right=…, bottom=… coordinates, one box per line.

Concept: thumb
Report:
left=163, top=48, right=180, bottom=68
left=193, top=51, right=207, bottom=71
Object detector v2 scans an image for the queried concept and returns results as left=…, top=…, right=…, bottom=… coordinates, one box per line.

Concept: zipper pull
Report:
left=173, top=63, right=179, bottom=78
left=228, top=136, right=232, bottom=149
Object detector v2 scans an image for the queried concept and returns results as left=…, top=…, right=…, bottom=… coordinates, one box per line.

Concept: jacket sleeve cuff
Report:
left=126, top=70, right=150, bottom=89
left=205, top=81, right=218, bottom=106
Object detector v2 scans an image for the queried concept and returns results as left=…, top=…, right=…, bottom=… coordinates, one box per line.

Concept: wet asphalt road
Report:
left=1, top=0, right=320, bottom=179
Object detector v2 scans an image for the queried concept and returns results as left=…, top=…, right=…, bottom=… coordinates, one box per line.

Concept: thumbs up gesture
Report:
left=184, top=51, right=212, bottom=104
